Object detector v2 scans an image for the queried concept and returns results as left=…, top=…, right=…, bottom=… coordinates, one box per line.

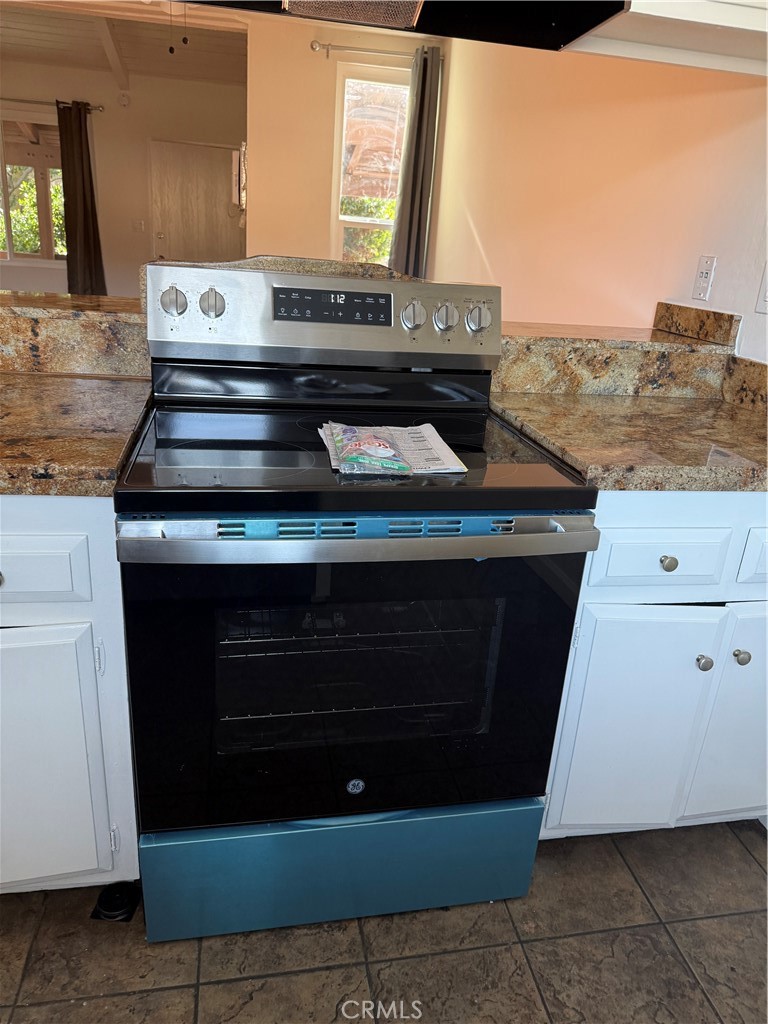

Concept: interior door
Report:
left=150, top=140, right=245, bottom=263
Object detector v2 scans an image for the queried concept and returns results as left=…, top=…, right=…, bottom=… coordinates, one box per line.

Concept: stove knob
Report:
left=199, top=287, right=226, bottom=319
left=401, top=300, right=427, bottom=330
left=434, top=302, right=460, bottom=332
left=159, top=285, right=188, bottom=317
left=466, top=304, right=492, bottom=333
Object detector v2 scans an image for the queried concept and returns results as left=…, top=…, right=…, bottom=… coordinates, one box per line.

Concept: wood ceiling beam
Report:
left=15, top=121, right=41, bottom=144
left=8, top=1, right=249, bottom=33
left=95, top=16, right=130, bottom=90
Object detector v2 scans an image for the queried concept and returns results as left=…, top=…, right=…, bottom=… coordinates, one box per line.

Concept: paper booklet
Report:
left=319, top=422, right=468, bottom=476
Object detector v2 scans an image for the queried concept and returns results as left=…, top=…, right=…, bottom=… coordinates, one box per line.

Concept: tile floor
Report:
left=1, top=820, right=765, bottom=1024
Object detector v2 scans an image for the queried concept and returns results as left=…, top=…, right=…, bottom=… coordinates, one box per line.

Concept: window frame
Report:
left=331, top=62, right=411, bottom=264
left=0, top=108, right=65, bottom=265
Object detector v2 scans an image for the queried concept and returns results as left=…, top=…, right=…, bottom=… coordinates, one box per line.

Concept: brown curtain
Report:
left=389, top=46, right=441, bottom=279
left=56, top=100, right=106, bottom=295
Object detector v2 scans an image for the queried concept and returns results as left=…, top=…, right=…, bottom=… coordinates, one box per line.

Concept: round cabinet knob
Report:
left=159, top=285, right=188, bottom=317
left=433, top=302, right=460, bottom=333
left=659, top=554, right=679, bottom=573
left=199, top=287, right=226, bottom=319
left=733, top=649, right=752, bottom=666
left=696, top=654, right=715, bottom=672
left=466, top=304, right=492, bottom=333
left=401, top=300, right=427, bottom=331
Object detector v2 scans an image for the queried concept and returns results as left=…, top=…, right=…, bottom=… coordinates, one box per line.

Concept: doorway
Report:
left=150, top=140, right=245, bottom=263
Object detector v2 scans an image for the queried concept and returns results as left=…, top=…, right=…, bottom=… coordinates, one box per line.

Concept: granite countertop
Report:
left=0, top=290, right=143, bottom=320
left=0, top=372, right=150, bottom=497
left=1, top=288, right=765, bottom=495
left=490, top=392, right=766, bottom=492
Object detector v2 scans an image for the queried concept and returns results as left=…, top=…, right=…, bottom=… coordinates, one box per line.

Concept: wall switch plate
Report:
left=693, top=254, right=717, bottom=301
left=756, top=262, right=768, bottom=315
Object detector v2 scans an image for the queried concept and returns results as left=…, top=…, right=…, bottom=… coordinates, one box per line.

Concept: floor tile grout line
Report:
left=664, top=906, right=768, bottom=925
left=13, top=959, right=374, bottom=1011
left=365, top=939, right=522, bottom=968
left=609, top=835, right=726, bottom=1024
left=356, top=918, right=379, bottom=1014
left=727, top=820, right=768, bottom=876
left=8, top=891, right=47, bottom=1021
left=503, top=900, right=554, bottom=1024
left=660, top=921, right=727, bottom=1024
left=198, top=959, right=370, bottom=988
left=10, top=982, right=201, bottom=1012
left=609, top=835, right=664, bottom=924
left=193, top=936, right=202, bottom=1024
left=515, top=906, right=768, bottom=946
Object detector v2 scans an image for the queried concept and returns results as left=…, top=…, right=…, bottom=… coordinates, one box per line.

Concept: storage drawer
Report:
left=0, top=535, right=91, bottom=603
left=737, top=528, right=768, bottom=585
left=588, top=528, right=731, bottom=588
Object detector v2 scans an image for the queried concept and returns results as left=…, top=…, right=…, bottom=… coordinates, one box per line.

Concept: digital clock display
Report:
left=273, top=286, right=392, bottom=327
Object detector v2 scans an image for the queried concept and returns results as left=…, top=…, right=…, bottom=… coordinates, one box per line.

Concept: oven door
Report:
left=118, top=514, right=598, bottom=833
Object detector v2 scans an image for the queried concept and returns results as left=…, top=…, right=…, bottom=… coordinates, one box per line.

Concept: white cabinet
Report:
left=551, top=604, right=730, bottom=829
left=0, top=496, right=138, bottom=892
left=683, top=602, right=767, bottom=819
left=0, top=623, right=112, bottom=884
left=544, top=490, right=767, bottom=838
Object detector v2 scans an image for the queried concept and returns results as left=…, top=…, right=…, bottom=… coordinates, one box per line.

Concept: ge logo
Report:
left=346, top=778, right=365, bottom=795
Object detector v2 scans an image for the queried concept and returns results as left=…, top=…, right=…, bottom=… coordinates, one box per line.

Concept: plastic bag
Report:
left=330, top=422, right=412, bottom=475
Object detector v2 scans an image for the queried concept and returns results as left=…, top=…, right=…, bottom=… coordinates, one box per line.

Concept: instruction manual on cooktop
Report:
left=319, top=422, right=468, bottom=476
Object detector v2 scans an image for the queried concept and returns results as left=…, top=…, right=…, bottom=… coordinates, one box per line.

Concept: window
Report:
left=0, top=121, right=67, bottom=262
left=333, top=66, right=410, bottom=266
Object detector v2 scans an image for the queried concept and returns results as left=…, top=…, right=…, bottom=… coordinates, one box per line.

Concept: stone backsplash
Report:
left=722, top=354, right=768, bottom=409
left=491, top=335, right=729, bottom=399
left=653, top=301, right=742, bottom=347
left=0, top=293, right=148, bottom=377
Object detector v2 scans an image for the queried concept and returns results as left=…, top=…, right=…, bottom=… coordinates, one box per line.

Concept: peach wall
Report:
left=430, top=41, right=767, bottom=362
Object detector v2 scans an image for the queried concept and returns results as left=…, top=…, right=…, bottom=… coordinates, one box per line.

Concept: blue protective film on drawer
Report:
left=139, top=798, right=544, bottom=942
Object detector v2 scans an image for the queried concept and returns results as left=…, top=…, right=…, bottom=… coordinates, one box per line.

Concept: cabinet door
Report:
left=0, top=623, right=112, bottom=885
left=552, top=604, right=730, bottom=829
left=683, top=602, right=767, bottom=818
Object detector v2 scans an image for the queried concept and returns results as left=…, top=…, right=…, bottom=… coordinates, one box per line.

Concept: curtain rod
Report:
left=0, top=97, right=104, bottom=113
left=310, top=39, right=414, bottom=59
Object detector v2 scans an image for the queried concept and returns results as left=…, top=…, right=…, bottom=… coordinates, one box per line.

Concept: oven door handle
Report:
left=116, top=515, right=599, bottom=563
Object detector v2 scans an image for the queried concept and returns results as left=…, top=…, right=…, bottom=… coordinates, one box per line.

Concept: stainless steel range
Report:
left=115, top=258, right=599, bottom=942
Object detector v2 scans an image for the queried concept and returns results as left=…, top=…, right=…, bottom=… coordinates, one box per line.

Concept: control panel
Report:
left=146, top=263, right=502, bottom=370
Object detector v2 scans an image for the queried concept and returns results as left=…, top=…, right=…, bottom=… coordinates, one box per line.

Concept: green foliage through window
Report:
left=343, top=226, right=393, bottom=265
left=50, top=170, right=67, bottom=256
left=6, top=165, right=41, bottom=253
left=2, top=160, right=67, bottom=258
left=340, top=196, right=397, bottom=222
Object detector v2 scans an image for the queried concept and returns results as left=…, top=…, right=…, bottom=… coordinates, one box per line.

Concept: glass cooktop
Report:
left=115, top=405, right=596, bottom=514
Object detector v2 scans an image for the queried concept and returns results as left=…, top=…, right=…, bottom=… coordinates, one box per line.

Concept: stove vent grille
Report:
left=217, top=521, right=246, bottom=538
left=275, top=520, right=358, bottom=538
left=214, top=515, right=521, bottom=540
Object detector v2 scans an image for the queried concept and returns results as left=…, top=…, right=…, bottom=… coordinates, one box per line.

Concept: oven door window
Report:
left=215, top=597, right=502, bottom=753
left=122, top=556, right=584, bottom=832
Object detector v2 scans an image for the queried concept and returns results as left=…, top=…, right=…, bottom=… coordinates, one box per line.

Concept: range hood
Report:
left=195, top=1, right=628, bottom=50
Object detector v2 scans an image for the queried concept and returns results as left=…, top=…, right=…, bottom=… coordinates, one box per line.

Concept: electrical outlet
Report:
left=756, top=262, right=768, bottom=315
left=692, top=254, right=717, bottom=301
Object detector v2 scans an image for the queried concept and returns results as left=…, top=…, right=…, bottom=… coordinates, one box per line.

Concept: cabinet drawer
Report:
left=737, top=528, right=767, bottom=585
left=588, top=528, right=731, bottom=588
left=0, top=535, right=91, bottom=603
